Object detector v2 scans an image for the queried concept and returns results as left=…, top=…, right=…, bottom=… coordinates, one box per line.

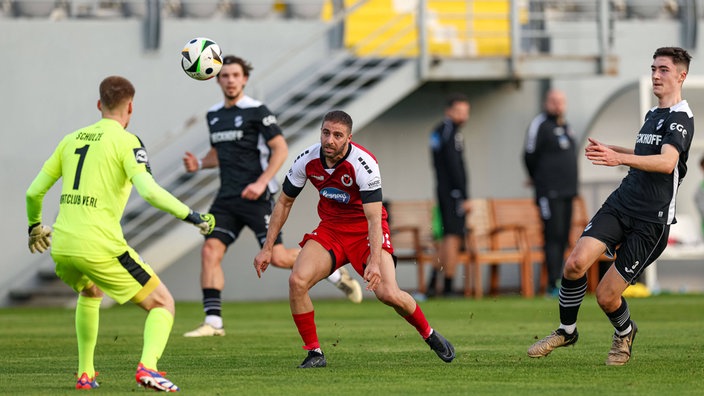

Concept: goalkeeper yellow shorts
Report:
left=52, top=247, right=160, bottom=304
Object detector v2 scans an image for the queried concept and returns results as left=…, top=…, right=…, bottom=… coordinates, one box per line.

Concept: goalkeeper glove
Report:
left=184, top=211, right=215, bottom=235
left=28, top=223, right=52, bottom=254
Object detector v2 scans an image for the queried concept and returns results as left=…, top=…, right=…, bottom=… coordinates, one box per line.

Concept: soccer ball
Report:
left=181, top=37, right=223, bottom=81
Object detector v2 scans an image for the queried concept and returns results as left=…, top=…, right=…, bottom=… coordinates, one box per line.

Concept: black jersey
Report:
left=206, top=95, right=283, bottom=199
left=605, top=100, right=694, bottom=225
left=523, top=113, right=578, bottom=199
left=429, top=118, right=468, bottom=199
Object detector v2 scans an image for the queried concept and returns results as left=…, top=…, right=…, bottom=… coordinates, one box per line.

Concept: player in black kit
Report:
left=528, top=47, right=694, bottom=366
left=182, top=55, right=362, bottom=337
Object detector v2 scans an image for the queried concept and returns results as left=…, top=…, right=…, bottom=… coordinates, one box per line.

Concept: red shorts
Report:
left=299, top=220, right=394, bottom=276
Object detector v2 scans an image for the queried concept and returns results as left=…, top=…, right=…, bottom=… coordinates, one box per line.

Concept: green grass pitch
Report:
left=1, top=294, right=703, bottom=395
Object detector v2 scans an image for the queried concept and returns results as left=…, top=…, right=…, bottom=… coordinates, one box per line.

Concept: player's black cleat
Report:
left=425, top=330, right=455, bottom=363
left=297, top=350, right=327, bottom=368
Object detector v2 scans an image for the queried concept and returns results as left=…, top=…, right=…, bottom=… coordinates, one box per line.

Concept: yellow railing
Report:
left=340, top=0, right=515, bottom=57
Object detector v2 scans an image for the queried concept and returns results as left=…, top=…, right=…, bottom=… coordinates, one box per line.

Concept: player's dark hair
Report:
left=445, top=93, right=469, bottom=109
left=653, top=47, right=692, bottom=72
left=220, top=55, right=253, bottom=77
left=99, top=76, right=135, bottom=110
left=322, top=110, right=353, bottom=132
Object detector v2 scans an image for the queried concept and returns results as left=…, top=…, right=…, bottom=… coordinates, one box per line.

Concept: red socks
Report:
left=292, top=311, right=320, bottom=350
left=403, top=304, right=432, bottom=339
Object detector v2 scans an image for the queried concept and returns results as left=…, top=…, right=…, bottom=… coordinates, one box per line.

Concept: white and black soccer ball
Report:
left=181, top=37, right=223, bottom=81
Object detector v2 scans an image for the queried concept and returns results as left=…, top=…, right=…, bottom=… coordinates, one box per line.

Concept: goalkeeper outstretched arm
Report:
left=131, top=172, right=214, bottom=235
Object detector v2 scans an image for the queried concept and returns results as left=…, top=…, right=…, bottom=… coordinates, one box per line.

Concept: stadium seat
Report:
left=69, top=1, right=123, bottom=18
left=287, top=0, right=324, bottom=19
left=235, top=0, right=275, bottom=19
left=122, top=0, right=147, bottom=17
left=13, top=0, right=57, bottom=18
left=180, top=0, right=220, bottom=18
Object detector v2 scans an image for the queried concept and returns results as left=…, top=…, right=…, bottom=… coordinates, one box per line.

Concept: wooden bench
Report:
left=490, top=196, right=599, bottom=295
left=466, top=198, right=533, bottom=298
left=387, top=199, right=470, bottom=295
left=387, top=196, right=600, bottom=298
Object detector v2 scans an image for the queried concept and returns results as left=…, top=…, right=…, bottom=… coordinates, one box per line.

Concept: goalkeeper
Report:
left=25, top=76, right=214, bottom=392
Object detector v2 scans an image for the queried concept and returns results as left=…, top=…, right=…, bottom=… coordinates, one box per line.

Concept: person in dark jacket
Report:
left=523, top=89, right=578, bottom=296
left=428, top=93, right=471, bottom=296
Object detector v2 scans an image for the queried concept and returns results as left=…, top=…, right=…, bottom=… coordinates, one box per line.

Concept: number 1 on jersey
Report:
left=73, top=145, right=89, bottom=190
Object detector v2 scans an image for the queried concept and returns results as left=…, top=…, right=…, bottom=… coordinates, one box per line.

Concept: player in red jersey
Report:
left=253, top=110, right=455, bottom=367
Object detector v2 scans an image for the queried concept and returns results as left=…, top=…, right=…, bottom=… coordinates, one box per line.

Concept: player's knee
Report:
left=564, top=256, right=589, bottom=278
left=201, top=240, right=225, bottom=267
left=374, top=286, right=399, bottom=306
left=271, top=248, right=294, bottom=269
left=80, top=284, right=104, bottom=298
left=288, top=271, right=310, bottom=294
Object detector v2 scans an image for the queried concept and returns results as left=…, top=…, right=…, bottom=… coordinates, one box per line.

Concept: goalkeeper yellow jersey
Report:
left=41, top=118, right=150, bottom=259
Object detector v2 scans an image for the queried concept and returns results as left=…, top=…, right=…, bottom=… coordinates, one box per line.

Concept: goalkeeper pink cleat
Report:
left=135, top=363, right=180, bottom=392
left=75, top=372, right=99, bottom=390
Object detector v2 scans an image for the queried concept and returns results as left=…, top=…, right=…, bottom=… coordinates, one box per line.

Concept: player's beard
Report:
left=323, top=143, right=347, bottom=162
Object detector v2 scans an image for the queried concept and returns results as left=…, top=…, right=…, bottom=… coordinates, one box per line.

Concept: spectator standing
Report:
left=428, top=93, right=472, bottom=297
left=523, top=89, right=579, bottom=297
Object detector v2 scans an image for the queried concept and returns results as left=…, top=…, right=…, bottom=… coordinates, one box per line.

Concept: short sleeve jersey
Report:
left=283, top=142, right=388, bottom=231
left=429, top=118, right=468, bottom=199
left=206, top=95, right=283, bottom=199
left=41, top=118, right=151, bottom=258
left=605, top=100, right=694, bottom=224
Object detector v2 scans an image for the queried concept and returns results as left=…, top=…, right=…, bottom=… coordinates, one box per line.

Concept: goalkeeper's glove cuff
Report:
left=28, top=222, right=41, bottom=235
left=183, top=210, right=215, bottom=235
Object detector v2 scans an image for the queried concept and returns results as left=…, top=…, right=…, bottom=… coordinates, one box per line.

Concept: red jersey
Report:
left=283, top=142, right=389, bottom=231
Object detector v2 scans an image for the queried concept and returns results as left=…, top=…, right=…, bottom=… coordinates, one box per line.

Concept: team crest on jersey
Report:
left=341, top=174, right=353, bottom=187
left=321, top=187, right=350, bottom=204
left=234, top=116, right=243, bottom=128
left=133, top=148, right=152, bottom=173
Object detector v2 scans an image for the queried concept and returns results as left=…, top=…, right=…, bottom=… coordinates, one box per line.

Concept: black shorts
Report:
left=207, top=195, right=283, bottom=247
left=437, top=189, right=466, bottom=236
left=582, top=204, right=669, bottom=284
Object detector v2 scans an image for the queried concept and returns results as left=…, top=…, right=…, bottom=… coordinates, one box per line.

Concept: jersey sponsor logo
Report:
left=367, top=177, right=381, bottom=189
left=341, top=174, right=353, bottom=187
left=211, top=130, right=244, bottom=143
left=320, top=187, right=350, bottom=204
left=656, top=119, right=664, bottom=130
left=262, top=115, right=277, bottom=126
left=209, top=117, right=219, bottom=126
left=234, top=115, right=243, bottom=128
left=60, top=193, right=98, bottom=208
left=635, top=134, right=662, bottom=145
left=670, top=122, right=688, bottom=138
left=311, top=175, right=324, bottom=181
left=133, top=148, right=149, bottom=164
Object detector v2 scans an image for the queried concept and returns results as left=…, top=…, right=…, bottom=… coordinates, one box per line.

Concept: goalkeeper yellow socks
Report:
left=76, top=295, right=102, bottom=378
left=140, top=307, right=174, bottom=369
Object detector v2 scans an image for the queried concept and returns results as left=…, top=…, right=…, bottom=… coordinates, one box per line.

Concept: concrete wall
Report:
left=3, top=16, right=704, bottom=303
